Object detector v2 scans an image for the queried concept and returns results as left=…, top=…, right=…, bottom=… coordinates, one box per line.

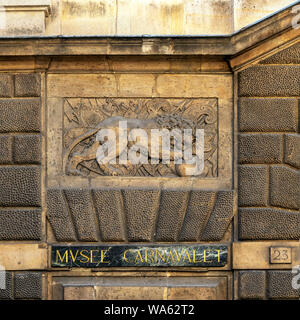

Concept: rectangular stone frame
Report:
left=47, top=72, right=233, bottom=191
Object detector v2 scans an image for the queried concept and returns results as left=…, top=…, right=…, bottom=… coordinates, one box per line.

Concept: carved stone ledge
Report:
left=0, top=0, right=51, bottom=36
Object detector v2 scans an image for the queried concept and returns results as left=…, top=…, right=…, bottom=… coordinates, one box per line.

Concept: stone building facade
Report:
left=0, top=0, right=299, bottom=300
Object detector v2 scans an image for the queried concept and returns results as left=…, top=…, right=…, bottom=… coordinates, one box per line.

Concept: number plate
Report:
left=270, top=247, right=292, bottom=264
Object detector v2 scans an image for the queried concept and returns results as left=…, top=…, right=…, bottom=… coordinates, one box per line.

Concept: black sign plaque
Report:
left=51, top=245, right=228, bottom=268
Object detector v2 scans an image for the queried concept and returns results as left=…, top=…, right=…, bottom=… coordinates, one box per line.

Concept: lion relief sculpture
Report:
left=64, top=114, right=206, bottom=177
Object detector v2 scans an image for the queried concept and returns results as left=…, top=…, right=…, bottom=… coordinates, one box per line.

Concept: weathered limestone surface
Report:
left=0, top=0, right=292, bottom=36
left=14, top=272, right=42, bottom=299
left=0, top=99, right=40, bottom=132
left=238, top=98, right=298, bottom=132
left=239, top=208, right=300, bottom=240
left=47, top=189, right=234, bottom=243
left=1, top=4, right=300, bottom=301
left=54, top=276, right=228, bottom=300
left=238, top=270, right=300, bottom=300
left=238, top=45, right=300, bottom=242
left=0, top=208, right=41, bottom=240
left=267, top=271, right=300, bottom=299
left=0, top=271, right=42, bottom=300
left=239, top=66, right=300, bottom=97
left=46, top=189, right=77, bottom=242
left=238, top=166, right=268, bottom=207
left=238, top=271, right=266, bottom=300
left=239, top=134, right=282, bottom=164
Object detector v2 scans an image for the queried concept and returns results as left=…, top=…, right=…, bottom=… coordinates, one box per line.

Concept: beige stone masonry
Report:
left=0, top=244, right=47, bottom=270
left=0, top=0, right=51, bottom=36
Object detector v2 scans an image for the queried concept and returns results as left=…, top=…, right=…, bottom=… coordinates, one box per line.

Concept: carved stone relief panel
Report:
left=63, top=98, right=218, bottom=178
left=47, top=73, right=232, bottom=190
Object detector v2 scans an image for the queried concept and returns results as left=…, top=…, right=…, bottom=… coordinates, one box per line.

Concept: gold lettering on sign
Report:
left=54, top=247, right=225, bottom=266
left=56, top=250, right=68, bottom=263
left=79, top=250, right=89, bottom=263
left=193, top=250, right=202, bottom=263
left=100, top=250, right=110, bottom=263
left=70, top=250, right=79, bottom=263
left=204, top=250, right=213, bottom=263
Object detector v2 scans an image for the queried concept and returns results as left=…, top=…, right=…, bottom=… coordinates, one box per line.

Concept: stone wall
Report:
left=0, top=73, right=43, bottom=299
left=236, top=41, right=300, bottom=299
left=0, top=0, right=293, bottom=36
left=0, top=22, right=299, bottom=300
left=0, top=74, right=42, bottom=240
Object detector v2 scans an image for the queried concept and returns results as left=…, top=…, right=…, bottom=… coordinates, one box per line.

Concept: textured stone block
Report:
left=261, top=42, right=300, bottom=64
left=0, top=135, right=13, bottom=164
left=0, top=209, right=41, bottom=240
left=239, top=134, right=282, bottom=164
left=0, top=74, right=13, bottom=97
left=15, top=74, right=41, bottom=97
left=64, top=286, right=95, bottom=300
left=156, top=191, right=189, bottom=241
left=239, top=208, right=300, bottom=240
left=238, top=166, right=268, bottom=206
left=201, top=191, right=234, bottom=241
left=239, top=98, right=298, bottom=132
left=14, top=272, right=42, bottom=299
left=270, top=166, right=299, bottom=210
left=239, top=271, right=266, bottom=300
left=64, top=189, right=98, bottom=242
left=14, top=134, right=41, bottom=164
left=0, top=166, right=41, bottom=206
left=179, top=191, right=216, bottom=241
left=0, top=99, right=40, bottom=132
left=95, top=286, right=164, bottom=300
left=0, top=272, right=13, bottom=300
left=238, top=66, right=300, bottom=97
left=46, top=189, right=77, bottom=242
left=285, top=134, right=300, bottom=169
left=122, top=189, right=160, bottom=242
left=92, top=189, right=126, bottom=242
left=268, top=271, right=300, bottom=299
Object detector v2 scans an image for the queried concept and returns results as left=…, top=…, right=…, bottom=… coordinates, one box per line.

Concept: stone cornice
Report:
left=0, top=0, right=51, bottom=16
left=0, top=3, right=297, bottom=64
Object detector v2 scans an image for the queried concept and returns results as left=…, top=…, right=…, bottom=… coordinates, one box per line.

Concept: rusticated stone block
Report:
left=0, top=272, right=13, bottom=300
left=64, top=189, right=98, bottom=242
left=14, top=272, right=42, bottom=299
left=46, top=189, right=76, bottom=242
left=0, top=99, right=40, bottom=132
left=238, top=66, right=300, bottom=97
left=201, top=191, right=234, bottom=241
left=92, top=189, right=126, bottom=242
left=285, top=134, right=300, bottom=169
left=270, top=166, right=299, bottom=210
left=239, top=134, right=282, bottom=164
left=0, top=166, right=41, bottom=206
left=0, top=208, right=41, bottom=240
left=15, top=74, right=41, bottom=97
left=179, top=191, right=216, bottom=241
left=239, top=98, right=298, bottom=132
left=239, top=208, right=300, bottom=240
left=239, top=271, right=266, bottom=300
left=156, top=191, right=189, bottom=241
left=14, top=134, right=41, bottom=164
left=238, top=166, right=268, bottom=207
left=0, top=74, right=13, bottom=97
left=122, top=189, right=160, bottom=242
left=0, top=135, right=13, bottom=164
left=261, top=42, right=300, bottom=64
left=268, top=271, right=300, bottom=299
